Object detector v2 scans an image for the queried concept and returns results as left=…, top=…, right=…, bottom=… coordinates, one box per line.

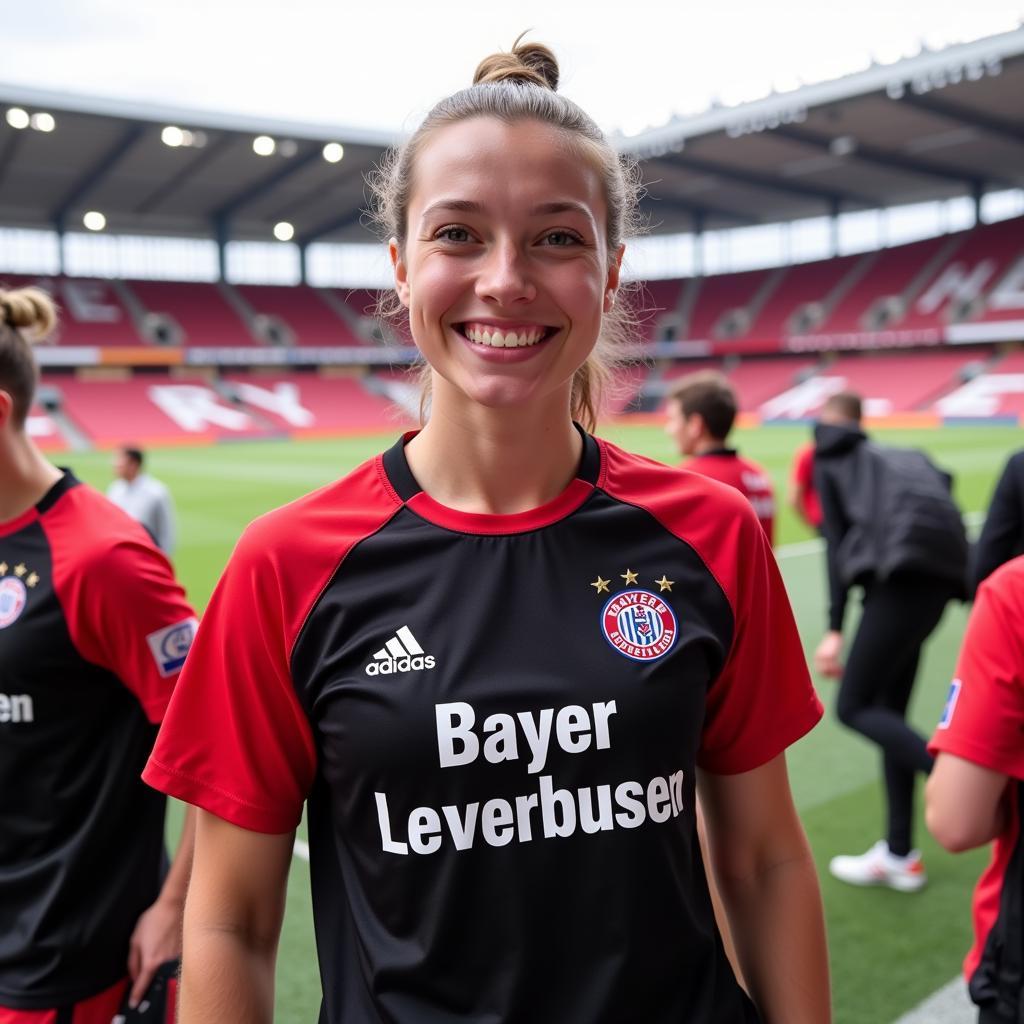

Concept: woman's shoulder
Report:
left=235, top=451, right=403, bottom=571
left=596, top=435, right=756, bottom=523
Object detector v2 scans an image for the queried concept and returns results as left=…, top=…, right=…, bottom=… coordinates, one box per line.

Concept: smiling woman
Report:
left=144, top=36, right=831, bottom=1024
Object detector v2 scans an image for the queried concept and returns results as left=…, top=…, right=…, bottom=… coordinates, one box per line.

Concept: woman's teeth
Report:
left=463, top=325, right=549, bottom=348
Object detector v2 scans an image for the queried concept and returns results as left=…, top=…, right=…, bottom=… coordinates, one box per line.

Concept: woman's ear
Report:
left=389, top=238, right=411, bottom=308
left=604, top=243, right=625, bottom=312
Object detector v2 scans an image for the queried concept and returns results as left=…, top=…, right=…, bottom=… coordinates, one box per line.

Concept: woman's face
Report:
left=392, top=117, right=622, bottom=415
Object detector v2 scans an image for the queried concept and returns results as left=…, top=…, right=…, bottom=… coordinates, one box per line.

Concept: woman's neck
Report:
left=0, top=433, right=63, bottom=523
left=404, top=394, right=584, bottom=516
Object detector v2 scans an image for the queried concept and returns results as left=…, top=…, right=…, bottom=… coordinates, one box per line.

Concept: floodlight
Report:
left=253, top=135, right=276, bottom=156
left=830, top=135, right=857, bottom=158
left=83, top=211, right=107, bottom=231
left=162, top=126, right=185, bottom=147
left=31, top=112, right=56, bottom=132
left=273, top=221, right=295, bottom=242
left=323, top=142, right=344, bottom=163
left=5, top=107, right=29, bottom=130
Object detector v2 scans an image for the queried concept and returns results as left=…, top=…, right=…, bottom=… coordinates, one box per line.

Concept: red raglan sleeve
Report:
left=48, top=494, right=197, bottom=724
left=929, top=561, right=1024, bottom=780
left=144, top=518, right=318, bottom=834
left=697, top=500, right=823, bottom=775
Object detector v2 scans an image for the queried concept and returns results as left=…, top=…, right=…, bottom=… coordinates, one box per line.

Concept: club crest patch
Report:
left=0, top=576, right=27, bottom=629
left=601, top=589, right=678, bottom=662
left=146, top=617, right=199, bottom=677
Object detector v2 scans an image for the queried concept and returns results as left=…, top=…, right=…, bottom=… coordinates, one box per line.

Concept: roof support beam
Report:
left=0, top=130, right=25, bottom=195
left=211, top=146, right=323, bottom=221
left=650, top=154, right=875, bottom=209
left=773, top=125, right=1010, bottom=190
left=640, top=193, right=757, bottom=230
left=135, top=134, right=234, bottom=215
left=897, top=93, right=1024, bottom=148
left=50, top=122, right=146, bottom=226
left=297, top=207, right=367, bottom=246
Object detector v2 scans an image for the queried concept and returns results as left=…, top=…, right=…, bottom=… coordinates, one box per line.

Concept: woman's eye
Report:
left=436, top=226, right=471, bottom=243
left=541, top=231, right=581, bottom=247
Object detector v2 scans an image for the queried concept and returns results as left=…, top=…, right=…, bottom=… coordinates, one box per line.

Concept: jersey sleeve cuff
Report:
left=143, top=757, right=302, bottom=835
left=928, top=733, right=1024, bottom=781
left=697, top=693, right=825, bottom=776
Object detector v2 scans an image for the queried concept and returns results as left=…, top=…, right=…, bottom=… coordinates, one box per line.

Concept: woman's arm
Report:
left=926, top=753, right=1009, bottom=852
left=127, top=802, right=196, bottom=1006
left=699, top=753, right=830, bottom=1024
left=178, top=810, right=294, bottom=1024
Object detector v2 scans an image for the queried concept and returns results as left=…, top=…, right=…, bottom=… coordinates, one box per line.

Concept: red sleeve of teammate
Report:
left=792, top=444, right=812, bottom=487
left=46, top=491, right=197, bottom=723
left=929, top=560, right=1024, bottom=780
left=697, top=503, right=822, bottom=774
left=144, top=520, right=318, bottom=834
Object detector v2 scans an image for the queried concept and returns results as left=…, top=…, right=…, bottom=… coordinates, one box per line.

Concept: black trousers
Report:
left=836, top=574, right=956, bottom=856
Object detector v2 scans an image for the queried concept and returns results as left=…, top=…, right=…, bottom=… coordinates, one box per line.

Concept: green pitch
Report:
left=67, top=422, right=1021, bottom=1023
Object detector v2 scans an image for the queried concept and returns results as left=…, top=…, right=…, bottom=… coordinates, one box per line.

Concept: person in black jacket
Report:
left=971, top=449, right=1024, bottom=594
left=813, top=391, right=967, bottom=892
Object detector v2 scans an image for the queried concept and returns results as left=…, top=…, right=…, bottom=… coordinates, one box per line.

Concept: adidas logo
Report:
left=365, top=626, right=436, bottom=676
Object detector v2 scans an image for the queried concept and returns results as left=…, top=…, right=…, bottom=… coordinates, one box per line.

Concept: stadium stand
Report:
left=747, top=255, right=864, bottom=344
left=220, top=373, right=408, bottom=433
left=127, top=281, right=258, bottom=347
left=235, top=285, right=362, bottom=347
left=727, top=357, right=819, bottom=412
left=1, top=274, right=144, bottom=347
left=638, top=279, right=685, bottom=340
left=50, top=375, right=275, bottom=444
left=26, top=402, right=67, bottom=451
left=816, top=236, right=953, bottom=336
left=936, top=349, right=1024, bottom=420
left=815, top=351, right=981, bottom=413
left=684, top=269, right=776, bottom=343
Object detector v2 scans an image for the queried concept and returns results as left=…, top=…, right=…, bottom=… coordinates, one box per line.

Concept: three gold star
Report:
left=655, top=575, right=674, bottom=593
left=620, top=568, right=639, bottom=585
left=14, top=564, right=26, bottom=578
left=590, top=576, right=610, bottom=594
left=26, top=573, right=39, bottom=588
left=0, top=562, right=7, bottom=576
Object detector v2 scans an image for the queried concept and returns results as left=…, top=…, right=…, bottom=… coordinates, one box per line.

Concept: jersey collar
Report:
left=0, top=470, right=79, bottom=537
left=381, top=427, right=600, bottom=535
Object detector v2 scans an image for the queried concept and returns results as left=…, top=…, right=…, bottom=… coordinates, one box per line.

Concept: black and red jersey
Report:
left=929, top=556, right=1024, bottom=1010
left=0, top=472, right=196, bottom=1009
left=683, top=450, right=775, bottom=545
left=146, top=431, right=821, bottom=1023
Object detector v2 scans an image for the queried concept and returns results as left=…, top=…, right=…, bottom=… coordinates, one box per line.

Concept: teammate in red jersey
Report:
left=0, top=287, right=196, bottom=1023
left=927, top=556, right=1024, bottom=1022
left=146, top=38, right=829, bottom=1024
left=664, top=370, right=776, bottom=544
left=789, top=440, right=822, bottom=532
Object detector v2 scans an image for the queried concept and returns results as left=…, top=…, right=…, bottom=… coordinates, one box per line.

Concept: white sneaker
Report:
left=829, top=840, right=927, bottom=892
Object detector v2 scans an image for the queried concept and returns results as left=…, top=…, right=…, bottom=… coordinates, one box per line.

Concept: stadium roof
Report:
left=1, top=25, right=1022, bottom=246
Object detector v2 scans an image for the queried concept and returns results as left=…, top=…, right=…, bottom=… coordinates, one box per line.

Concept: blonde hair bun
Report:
left=474, top=35, right=559, bottom=92
left=0, top=286, right=58, bottom=342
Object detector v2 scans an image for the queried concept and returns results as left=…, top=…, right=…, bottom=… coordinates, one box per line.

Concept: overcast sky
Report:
left=2, top=0, right=1022, bottom=135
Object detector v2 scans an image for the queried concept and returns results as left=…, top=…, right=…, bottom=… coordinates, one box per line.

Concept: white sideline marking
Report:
left=891, top=975, right=972, bottom=1023
left=293, top=838, right=310, bottom=861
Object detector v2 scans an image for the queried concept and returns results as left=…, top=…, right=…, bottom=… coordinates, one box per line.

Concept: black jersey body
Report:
left=147, top=432, right=821, bottom=1023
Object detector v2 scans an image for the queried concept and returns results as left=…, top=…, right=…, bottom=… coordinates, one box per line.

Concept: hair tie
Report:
left=0, top=301, right=14, bottom=329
